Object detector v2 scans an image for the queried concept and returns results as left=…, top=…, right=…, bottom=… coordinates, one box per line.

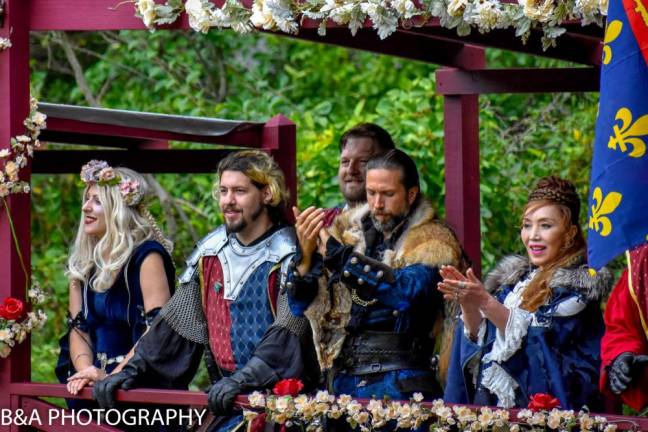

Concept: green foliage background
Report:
left=26, top=30, right=602, bottom=387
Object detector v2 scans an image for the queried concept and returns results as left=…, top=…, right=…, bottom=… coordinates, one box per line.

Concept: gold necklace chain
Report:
left=351, top=289, right=378, bottom=307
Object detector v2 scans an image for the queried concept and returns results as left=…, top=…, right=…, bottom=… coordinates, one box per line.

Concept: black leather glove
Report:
left=609, top=352, right=648, bottom=394
left=207, top=356, right=279, bottom=416
left=207, top=377, right=241, bottom=416
left=93, top=352, right=147, bottom=408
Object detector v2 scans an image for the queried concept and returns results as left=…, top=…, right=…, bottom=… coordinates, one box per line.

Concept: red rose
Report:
left=272, top=378, right=304, bottom=397
left=0, top=297, right=25, bottom=321
left=528, top=393, right=561, bottom=411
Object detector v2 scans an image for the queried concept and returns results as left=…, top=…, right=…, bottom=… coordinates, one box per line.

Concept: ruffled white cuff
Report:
left=481, top=362, right=519, bottom=408
left=484, top=307, right=532, bottom=363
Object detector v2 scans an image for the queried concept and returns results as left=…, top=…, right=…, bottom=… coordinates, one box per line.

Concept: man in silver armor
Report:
left=94, top=150, right=314, bottom=431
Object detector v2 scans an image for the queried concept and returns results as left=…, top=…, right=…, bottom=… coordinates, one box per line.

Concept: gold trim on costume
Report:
left=626, top=250, right=648, bottom=340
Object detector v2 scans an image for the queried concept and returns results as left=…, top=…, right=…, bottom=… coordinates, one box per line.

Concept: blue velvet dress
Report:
left=83, top=240, right=175, bottom=374
left=56, top=240, right=175, bottom=382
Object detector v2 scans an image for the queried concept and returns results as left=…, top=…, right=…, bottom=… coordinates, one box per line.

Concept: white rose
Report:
left=251, top=0, right=275, bottom=29
left=447, top=0, right=468, bottom=17
left=137, top=0, right=157, bottom=27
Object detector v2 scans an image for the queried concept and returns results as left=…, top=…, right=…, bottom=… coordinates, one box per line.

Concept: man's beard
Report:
left=371, top=212, right=407, bottom=233
left=224, top=202, right=264, bottom=233
left=340, top=177, right=366, bottom=204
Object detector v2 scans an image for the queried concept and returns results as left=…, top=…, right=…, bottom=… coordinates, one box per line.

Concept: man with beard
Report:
left=94, top=150, right=314, bottom=431
left=319, top=123, right=396, bottom=227
left=286, top=149, right=464, bottom=401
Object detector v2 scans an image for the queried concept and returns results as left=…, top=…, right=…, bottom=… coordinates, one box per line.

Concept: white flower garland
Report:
left=134, top=0, right=606, bottom=49
left=245, top=390, right=620, bottom=431
left=1, top=98, right=46, bottom=197
left=0, top=98, right=49, bottom=359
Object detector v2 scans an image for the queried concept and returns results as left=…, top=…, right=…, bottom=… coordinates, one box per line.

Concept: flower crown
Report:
left=80, top=160, right=143, bottom=206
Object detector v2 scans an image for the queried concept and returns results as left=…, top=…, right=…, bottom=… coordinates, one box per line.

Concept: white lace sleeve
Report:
left=482, top=272, right=536, bottom=363
left=484, top=306, right=533, bottom=362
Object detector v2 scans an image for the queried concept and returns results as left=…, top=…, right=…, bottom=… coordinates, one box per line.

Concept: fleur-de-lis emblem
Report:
left=602, top=20, right=622, bottom=65
left=608, top=107, right=648, bottom=158
left=589, top=187, right=622, bottom=236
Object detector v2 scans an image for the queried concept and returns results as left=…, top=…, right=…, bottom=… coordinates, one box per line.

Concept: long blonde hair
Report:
left=519, top=200, right=586, bottom=312
left=66, top=167, right=172, bottom=292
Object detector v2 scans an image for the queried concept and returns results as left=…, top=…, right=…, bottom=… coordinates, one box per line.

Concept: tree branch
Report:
left=55, top=32, right=99, bottom=107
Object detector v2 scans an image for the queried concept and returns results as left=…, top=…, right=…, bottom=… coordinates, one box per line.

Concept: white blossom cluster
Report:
left=244, top=391, right=619, bottom=431
left=0, top=281, right=49, bottom=359
left=517, top=408, right=618, bottom=432
left=0, top=37, right=11, bottom=51
left=1, top=98, right=46, bottom=198
left=134, top=0, right=606, bottom=48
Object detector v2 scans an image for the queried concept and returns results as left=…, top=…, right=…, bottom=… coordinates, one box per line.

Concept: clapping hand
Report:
left=293, top=206, right=326, bottom=274
left=437, top=266, right=489, bottom=310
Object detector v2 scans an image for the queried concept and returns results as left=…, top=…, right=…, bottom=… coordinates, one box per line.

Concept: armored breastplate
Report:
left=220, top=236, right=271, bottom=300
left=179, top=225, right=296, bottom=301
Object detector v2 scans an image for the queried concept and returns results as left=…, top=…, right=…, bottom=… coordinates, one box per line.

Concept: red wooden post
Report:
left=440, top=48, right=484, bottom=276
left=0, top=0, right=32, bottom=422
left=262, top=115, right=297, bottom=219
left=443, top=93, right=481, bottom=276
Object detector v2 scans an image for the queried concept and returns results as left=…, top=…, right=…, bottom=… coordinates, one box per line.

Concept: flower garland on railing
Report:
left=244, top=380, right=620, bottom=432
left=133, top=0, right=606, bottom=50
left=0, top=97, right=49, bottom=359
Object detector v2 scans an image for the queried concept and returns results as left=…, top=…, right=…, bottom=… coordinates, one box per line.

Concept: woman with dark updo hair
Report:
left=441, top=176, right=613, bottom=410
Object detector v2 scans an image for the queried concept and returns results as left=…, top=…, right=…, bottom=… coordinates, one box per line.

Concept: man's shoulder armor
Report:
left=265, top=226, right=297, bottom=263
left=178, top=226, right=228, bottom=284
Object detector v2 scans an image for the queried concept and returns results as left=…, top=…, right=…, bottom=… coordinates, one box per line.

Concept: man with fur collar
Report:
left=286, top=149, right=464, bottom=400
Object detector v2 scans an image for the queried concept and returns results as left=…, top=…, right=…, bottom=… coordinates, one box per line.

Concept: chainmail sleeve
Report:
left=159, top=272, right=209, bottom=345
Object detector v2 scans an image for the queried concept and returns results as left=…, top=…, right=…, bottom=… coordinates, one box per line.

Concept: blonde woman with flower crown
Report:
left=55, top=160, right=175, bottom=405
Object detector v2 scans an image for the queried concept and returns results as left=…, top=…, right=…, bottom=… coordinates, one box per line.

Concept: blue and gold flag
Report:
left=588, top=0, right=648, bottom=269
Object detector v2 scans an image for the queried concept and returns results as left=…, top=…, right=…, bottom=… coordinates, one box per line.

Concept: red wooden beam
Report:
left=10, top=383, right=648, bottom=431
left=436, top=67, right=600, bottom=95
left=293, top=27, right=485, bottom=69
left=41, top=117, right=265, bottom=148
left=30, top=0, right=155, bottom=30
left=28, top=0, right=602, bottom=67
left=416, top=26, right=603, bottom=66
left=10, top=383, right=214, bottom=406
left=32, top=149, right=236, bottom=173
left=444, top=93, right=482, bottom=276
left=0, top=0, right=32, bottom=427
